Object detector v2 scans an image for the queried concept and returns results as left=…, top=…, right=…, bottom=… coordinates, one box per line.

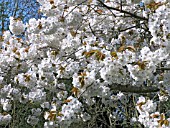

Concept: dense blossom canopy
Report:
left=0, top=0, right=170, bottom=127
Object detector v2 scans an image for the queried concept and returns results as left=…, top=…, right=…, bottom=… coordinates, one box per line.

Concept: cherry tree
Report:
left=0, top=0, right=170, bottom=127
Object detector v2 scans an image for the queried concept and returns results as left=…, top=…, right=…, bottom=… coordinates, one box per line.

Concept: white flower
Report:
left=80, top=112, right=91, bottom=122
left=44, top=121, right=57, bottom=128
left=116, top=92, right=125, bottom=101
left=2, top=102, right=12, bottom=112
left=29, top=89, right=46, bottom=102
left=136, top=96, right=157, bottom=114
left=0, top=113, right=12, bottom=125
left=41, top=102, right=50, bottom=109
left=27, top=115, right=39, bottom=126
left=130, top=117, right=137, bottom=124
left=2, top=31, right=11, bottom=41
left=158, top=94, right=169, bottom=102
left=9, top=17, right=25, bottom=35
left=57, top=91, right=68, bottom=100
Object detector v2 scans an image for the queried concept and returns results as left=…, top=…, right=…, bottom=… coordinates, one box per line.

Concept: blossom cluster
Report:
left=0, top=0, right=170, bottom=127
left=136, top=96, right=170, bottom=128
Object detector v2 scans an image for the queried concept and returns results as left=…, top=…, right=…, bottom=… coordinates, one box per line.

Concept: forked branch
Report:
left=97, top=0, right=148, bottom=21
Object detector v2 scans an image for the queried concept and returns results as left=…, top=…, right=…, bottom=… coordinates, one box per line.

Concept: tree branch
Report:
left=13, top=0, right=19, bottom=17
left=157, top=67, right=170, bottom=71
left=108, top=84, right=160, bottom=93
left=97, top=0, right=148, bottom=21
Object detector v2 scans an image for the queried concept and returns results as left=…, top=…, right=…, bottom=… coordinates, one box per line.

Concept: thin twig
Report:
left=89, top=23, right=96, bottom=36
left=64, top=0, right=88, bottom=18
left=97, top=0, right=148, bottom=21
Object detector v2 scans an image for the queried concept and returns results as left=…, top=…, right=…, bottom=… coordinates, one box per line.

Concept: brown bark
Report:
left=108, top=84, right=160, bottom=93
